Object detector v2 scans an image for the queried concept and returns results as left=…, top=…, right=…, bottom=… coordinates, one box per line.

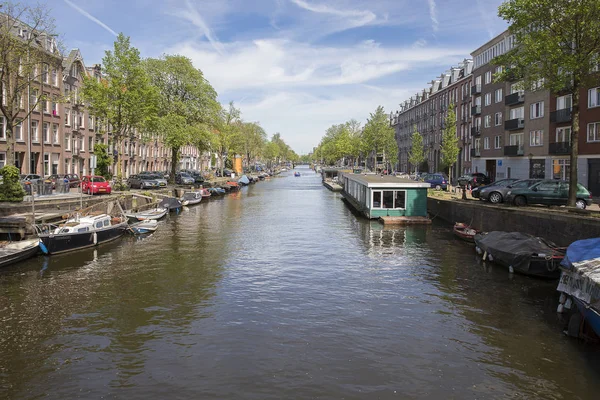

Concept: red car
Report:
left=81, top=175, right=112, bottom=195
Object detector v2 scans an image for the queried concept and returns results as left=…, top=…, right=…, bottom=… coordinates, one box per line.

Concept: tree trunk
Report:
left=170, top=146, right=180, bottom=183
left=568, top=85, right=580, bottom=207
left=5, top=121, right=15, bottom=167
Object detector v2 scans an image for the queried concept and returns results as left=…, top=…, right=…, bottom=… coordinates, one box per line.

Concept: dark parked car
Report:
left=127, top=174, right=160, bottom=189
left=62, top=174, right=81, bottom=188
left=190, top=171, right=205, bottom=185
left=478, top=178, right=538, bottom=203
left=423, top=173, right=449, bottom=190
left=175, top=172, right=195, bottom=185
left=505, top=180, right=593, bottom=209
left=458, top=173, right=491, bottom=188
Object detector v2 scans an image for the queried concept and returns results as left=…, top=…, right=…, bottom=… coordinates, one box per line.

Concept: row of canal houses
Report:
left=391, top=30, right=600, bottom=196
left=0, top=16, right=207, bottom=178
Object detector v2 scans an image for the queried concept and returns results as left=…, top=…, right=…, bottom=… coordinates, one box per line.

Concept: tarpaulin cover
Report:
left=557, top=238, right=600, bottom=308
left=238, top=175, right=250, bottom=185
left=474, top=231, right=557, bottom=273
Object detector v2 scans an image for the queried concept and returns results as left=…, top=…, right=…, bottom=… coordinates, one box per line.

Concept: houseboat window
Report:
left=372, top=191, right=382, bottom=208
left=103, top=220, right=110, bottom=227
left=95, top=221, right=103, bottom=229
left=395, top=191, right=406, bottom=209
left=77, top=227, right=89, bottom=233
left=382, top=191, right=394, bottom=208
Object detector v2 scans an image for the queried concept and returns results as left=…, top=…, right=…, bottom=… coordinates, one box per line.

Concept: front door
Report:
left=486, top=159, right=496, bottom=181
left=589, top=160, right=600, bottom=196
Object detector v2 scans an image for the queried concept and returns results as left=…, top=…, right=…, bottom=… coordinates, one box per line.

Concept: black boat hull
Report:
left=0, top=243, right=39, bottom=268
left=39, top=223, right=128, bottom=255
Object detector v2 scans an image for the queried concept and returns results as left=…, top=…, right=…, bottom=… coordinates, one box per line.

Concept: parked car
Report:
left=479, top=178, right=538, bottom=203
left=505, top=179, right=593, bottom=209
left=127, top=174, right=160, bottom=189
left=457, top=173, right=491, bottom=188
left=423, top=172, right=449, bottom=190
left=81, top=175, right=112, bottom=195
left=147, top=173, right=168, bottom=188
left=19, top=174, right=42, bottom=185
left=190, top=171, right=205, bottom=185
left=175, top=172, right=195, bottom=185
left=63, top=174, right=81, bottom=188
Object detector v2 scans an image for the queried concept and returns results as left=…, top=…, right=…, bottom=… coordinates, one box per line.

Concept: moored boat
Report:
left=129, top=219, right=159, bottom=234
left=200, top=188, right=212, bottom=198
left=126, top=207, right=168, bottom=221
left=182, top=191, right=203, bottom=205
left=556, top=237, right=600, bottom=339
left=159, top=197, right=183, bottom=212
left=0, top=238, right=41, bottom=268
left=294, top=172, right=301, bottom=177
left=453, top=222, right=479, bottom=243
left=36, top=213, right=128, bottom=255
left=474, top=231, right=565, bottom=279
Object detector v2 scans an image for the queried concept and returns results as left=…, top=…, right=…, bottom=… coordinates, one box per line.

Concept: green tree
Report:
left=440, top=103, right=460, bottom=186
left=93, top=143, right=112, bottom=178
left=408, top=125, right=425, bottom=174
left=494, top=0, right=600, bottom=207
left=82, top=34, right=157, bottom=177
left=0, top=165, right=26, bottom=202
left=213, top=102, right=241, bottom=177
left=236, top=122, right=266, bottom=168
left=363, top=106, right=397, bottom=172
left=0, top=1, right=61, bottom=167
left=144, top=54, right=219, bottom=179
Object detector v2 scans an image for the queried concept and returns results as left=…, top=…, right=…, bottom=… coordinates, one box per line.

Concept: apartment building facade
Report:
left=391, top=59, right=474, bottom=180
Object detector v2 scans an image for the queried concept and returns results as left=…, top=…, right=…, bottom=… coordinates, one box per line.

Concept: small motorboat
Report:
left=208, top=187, right=224, bottom=196
left=159, top=197, right=183, bottom=212
left=126, top=207, right=168, bottom=221
left=474, top=231, right=565, bottom=279
left=453, top=222, right=478, bottom=243
left=129, top=219, right=158, bottom=234
left=294, top=172, right=301, bottom=177
left=225, top=181, right=240, bottom=191
left=238, top=175, right=250, bottom=185
left=200, top=188, right=212, bottom=198
left=0, top=238, right=41, bottom=268
left=182, top=191, right=203, bottom=205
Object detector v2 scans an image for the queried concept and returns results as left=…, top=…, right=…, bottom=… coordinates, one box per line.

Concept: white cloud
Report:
left=170, top=0, right=225, bottom=55
left=427, top=0, right=439, bottom=32
left=63, top=0, right=117, bottom=36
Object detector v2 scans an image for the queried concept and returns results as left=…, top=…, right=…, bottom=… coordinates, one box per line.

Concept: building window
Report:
left=42, top=93, right=50, bottom=113
left=495, top=88, right=503, bottom=103
left=494, top=135, right=502, bottom=149
left=52, top=124, right=59, bottom=144
left=15, top=122, right=22, bottom=141
left=510, top=133, right=524, bottom=147
left=484, top=137, right=490, bottom=149
left=589, top=87, right=600, bottom=108
left=52, top=69, right=58, bottom=86
left=30, top=89, right=38, bottom=110
left=530, top=101, right=544, bottom=119
left=588, top=122, right=600, bottom=142
left=495, top=66, right=503, bottom=75
left=484, top=93, right=491, bottom=106
left=0, top=116, right=5, bottom=140
left=372, top=190, right=406, bottom=209
left=89, top=137, right=94, bottom=152
left=484, top=115, right=491, bottom=128
left=31, top=120, right=38, bottom=142
left=530, top=159, right=545, bottom=179
left=65, top=134, right=70, bottom=150
left=557, top=94, right=572, bottom=110
left=552, top=159, right=570, bottom=180
left=65, top=109, right=70, bottom=126
left=510, top=106, right=524, bottom=120
left=494, top=112, right=502, bottom=126
left=43, top=122, right=50, bottom=143
left=485, top=71, right=492, bottom=84
left=42, top=64, right=48, bottom=83
left=530, top=130, right=543, bottom=146
left=556, top=127, right=571, bottom=143
left=0, top=152, right=5, bottom=168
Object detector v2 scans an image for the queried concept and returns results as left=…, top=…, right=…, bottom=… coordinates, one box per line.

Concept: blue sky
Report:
left=30, top=0, right=508, bottom=154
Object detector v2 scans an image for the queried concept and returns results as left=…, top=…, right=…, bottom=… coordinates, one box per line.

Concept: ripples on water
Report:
left=1, top=166, right=600, bottom=399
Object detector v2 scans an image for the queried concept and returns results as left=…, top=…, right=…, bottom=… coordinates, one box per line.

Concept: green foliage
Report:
left=363, top=106, right=398, bottom=167
left=0, top=165, right=26, bottom=202
left=93, top=143, right=112, bottom=178
left=494, top=0, right=600, bottom=206
left=408, top=125, right=425, bottom=173
left=82, top=34, right=158, bottom=176
left=440, top=103, right=460, bottom=172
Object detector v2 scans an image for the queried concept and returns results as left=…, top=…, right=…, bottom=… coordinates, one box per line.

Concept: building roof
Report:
left=344, top=174, right=431, bottom=188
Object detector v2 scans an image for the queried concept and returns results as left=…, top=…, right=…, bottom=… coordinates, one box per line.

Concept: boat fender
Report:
left=93, top=232, right=98, bottom=245
left=488, top=254, right=494, bottom=262
left=475, top=246, right=482, bottom=255
left=39, top=240, right=49, bottom=255
left=482, top=251, right=487, bottom=261
left=557, top=304, right=564, bottom=313
left=509, top=265, right=514, bottom=274
left=564, top=298, right=573, bottom=310
left=559, top=293, right=566, bottom=304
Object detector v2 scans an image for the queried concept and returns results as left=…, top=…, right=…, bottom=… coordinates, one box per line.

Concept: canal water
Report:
left=1, top=166, right=600, bottom=399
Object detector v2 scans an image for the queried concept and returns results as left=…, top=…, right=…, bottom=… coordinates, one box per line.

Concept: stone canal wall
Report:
left=427, top=197, right=600, bottom=247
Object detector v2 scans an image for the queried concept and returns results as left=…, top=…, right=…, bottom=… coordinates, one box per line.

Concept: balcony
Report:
left=471, top=126, right=481, bottom=137
left=470, top=148, right=481, bottom=157
left=471, top=105, right=481, bottom=115
left=550, top=108, right=572, bottom=124
left=504, top=145, right=524, bottom=156
left=471, top=84, right=481, bottom=95
left=505, top=92, right=525, bottom=106
left=505, top=118, right=524, bottom=130
left=549, top=141, right=571, bottom=155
